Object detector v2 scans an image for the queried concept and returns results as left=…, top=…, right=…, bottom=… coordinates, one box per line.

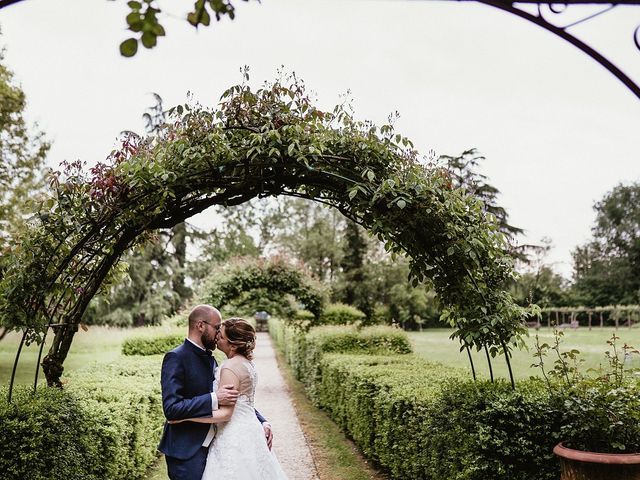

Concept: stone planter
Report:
left=554, top=442, right=640, bottom=480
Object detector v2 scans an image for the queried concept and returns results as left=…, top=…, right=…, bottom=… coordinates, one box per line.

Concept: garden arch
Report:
left=200, top=256, right=327, bottom=320
left=0, top=76, right=530, bottom=397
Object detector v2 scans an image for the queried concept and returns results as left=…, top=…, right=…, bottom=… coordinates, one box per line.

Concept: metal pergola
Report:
left=460, top=0, right=640, bottom=99
left=1, top=0, right=639, bottom=98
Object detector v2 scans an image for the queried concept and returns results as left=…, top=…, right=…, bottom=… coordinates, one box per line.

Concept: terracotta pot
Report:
left=554, top=442, right=640, bottom=480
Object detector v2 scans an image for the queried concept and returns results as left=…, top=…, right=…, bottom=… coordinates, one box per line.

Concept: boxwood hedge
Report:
left=269, top=318, right=566, bottom=480
left=122, top=333, right=184, bottom=356
left=0, top=356, right=163, bottom=480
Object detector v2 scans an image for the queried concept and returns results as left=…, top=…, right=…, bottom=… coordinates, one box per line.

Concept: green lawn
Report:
left=0, top=324, right=183, bottom=388
left=408, top=326, right=640, bottom=380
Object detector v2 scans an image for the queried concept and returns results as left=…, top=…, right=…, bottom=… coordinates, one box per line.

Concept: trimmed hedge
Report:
left=269, top=318, right=412, bottom=403
left=122, top=333, right=183, bottom=355
left=270, top=319, right=570, bottom=480
left=0, top=357, right=163, bottom=480
left=317, top=354, right=563, bottom=480
left=319, top=302, right=366, bottom=325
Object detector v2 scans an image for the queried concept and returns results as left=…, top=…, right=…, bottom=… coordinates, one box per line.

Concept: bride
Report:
left=169, top=318, right=288, bottom=480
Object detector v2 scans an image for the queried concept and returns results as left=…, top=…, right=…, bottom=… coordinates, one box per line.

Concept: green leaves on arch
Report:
left=200, top=256, right=327, bottom=321
left=0, top=73, right=531, bottom=388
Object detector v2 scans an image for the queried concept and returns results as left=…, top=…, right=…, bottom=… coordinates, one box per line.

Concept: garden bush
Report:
left=268, top=318, right=412, bottom=400
left=122, top=333, right=183, bottom=355
left=313, top=353, right=565, bottom=480
left=269, top=320, right=640, bottom=479
left=319, top=302, right=366, bottom=325
left=0, top=356, right=163, bottom=480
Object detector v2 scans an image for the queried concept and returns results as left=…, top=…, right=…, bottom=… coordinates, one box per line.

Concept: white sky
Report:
left=1, top=0, right=639, bottom=278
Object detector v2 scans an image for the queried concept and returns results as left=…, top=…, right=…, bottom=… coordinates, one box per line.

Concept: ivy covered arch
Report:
left=200, top=256, right=327, bottom=320
left=0, top=75, right=530, bottom=392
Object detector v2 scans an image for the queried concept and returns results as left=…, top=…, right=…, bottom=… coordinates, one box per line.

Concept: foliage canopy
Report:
left=200, top=256, right=327, bottom=322
left=0, top=73, right=529, bottom=386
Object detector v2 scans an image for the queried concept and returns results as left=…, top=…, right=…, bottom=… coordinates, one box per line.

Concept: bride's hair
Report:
left=223, top=318, right=256, bottom=360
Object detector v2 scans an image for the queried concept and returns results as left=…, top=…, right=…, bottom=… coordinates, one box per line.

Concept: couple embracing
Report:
left=158, top=305, right=287, bottom=480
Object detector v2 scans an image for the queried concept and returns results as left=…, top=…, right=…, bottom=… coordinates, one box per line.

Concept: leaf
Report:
left=397, top=199, right=406, bottom=209
left=447, top=246, right=455, bottom=256
left=127, top=1, right=142, bottom=9
left=80, top=323, right=88, bottom=332
left=119, top=38, right=138, bottom=57
left=349, top=189, right=357, bottom=200
left=141, top=32, right=157, bottom=48
left=126, top=12, right=142, bottom=26
left=367, top=170, right=375, bottom=182
left=152, top=23, right=166, bottom=36
left=200, top=8, right=211, bottom=26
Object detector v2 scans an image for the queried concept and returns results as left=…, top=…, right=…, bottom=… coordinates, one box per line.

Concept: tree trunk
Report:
left=42, top=324, right=78, bottom=387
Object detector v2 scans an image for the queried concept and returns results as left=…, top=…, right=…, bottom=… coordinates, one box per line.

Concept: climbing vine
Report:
left=200, top=256, right=327, bottom=324
left=0, top=72, right=532, bottom=391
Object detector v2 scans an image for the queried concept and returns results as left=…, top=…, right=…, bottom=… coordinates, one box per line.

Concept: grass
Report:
left=144, top=458, right=169, bottom=480
left=0, top=324, right=184, bottom=387
left=408, top=326, right=640, bottom=380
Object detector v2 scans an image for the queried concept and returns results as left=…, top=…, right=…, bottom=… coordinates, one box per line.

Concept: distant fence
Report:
left=529, top=305, right=640, bottom=330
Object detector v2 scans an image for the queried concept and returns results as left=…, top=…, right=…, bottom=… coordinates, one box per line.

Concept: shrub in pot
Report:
left=533, top=330, right=640, bottom=479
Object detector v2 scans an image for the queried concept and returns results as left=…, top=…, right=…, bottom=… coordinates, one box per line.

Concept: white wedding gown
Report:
left=202, top=357, right=288, bottom=480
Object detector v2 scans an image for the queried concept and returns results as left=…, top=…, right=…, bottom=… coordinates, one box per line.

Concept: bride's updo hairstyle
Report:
left=223, top=318, right=257, bottom=360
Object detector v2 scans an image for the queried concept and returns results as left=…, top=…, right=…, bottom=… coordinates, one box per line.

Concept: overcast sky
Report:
left=1, top=0, right=639, bottom=278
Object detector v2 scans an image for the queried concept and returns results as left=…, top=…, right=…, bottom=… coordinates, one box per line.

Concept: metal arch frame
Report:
left=455, top=0, right=640, bottom=100
left=0, top=0, right=638, bottom=97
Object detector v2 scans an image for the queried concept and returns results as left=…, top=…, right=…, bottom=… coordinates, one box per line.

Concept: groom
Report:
left=158, top=305, right=273, bottom=480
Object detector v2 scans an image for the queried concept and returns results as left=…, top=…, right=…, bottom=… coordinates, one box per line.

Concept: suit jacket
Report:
left=158, top=339, right=268, bottom=460
left=158, top=340, right=216, bottom=460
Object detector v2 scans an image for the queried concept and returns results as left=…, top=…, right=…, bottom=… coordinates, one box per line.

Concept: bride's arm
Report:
left=168, top=367, right=239, bottom=424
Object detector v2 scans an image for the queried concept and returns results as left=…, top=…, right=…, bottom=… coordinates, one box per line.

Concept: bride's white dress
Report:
left=202, top=357, right=288, bottom=480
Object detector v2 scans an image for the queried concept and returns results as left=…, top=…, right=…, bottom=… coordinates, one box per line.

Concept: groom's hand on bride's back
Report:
left=217, top=384, right=239, bottom=405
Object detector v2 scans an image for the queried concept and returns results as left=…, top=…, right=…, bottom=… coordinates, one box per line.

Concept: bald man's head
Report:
left=188, top=305, right=221, bottom=331
left=188, top=305, right=221, bottom=351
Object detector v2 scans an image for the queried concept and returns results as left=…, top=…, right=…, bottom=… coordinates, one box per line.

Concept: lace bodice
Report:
left=218, top=357, right=257, bottom=405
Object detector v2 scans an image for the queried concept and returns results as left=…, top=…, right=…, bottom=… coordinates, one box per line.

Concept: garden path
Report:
left=254, top=332, right=319, bottom=480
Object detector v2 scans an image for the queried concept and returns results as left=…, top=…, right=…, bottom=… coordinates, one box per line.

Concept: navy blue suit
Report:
left=158, top=340, right=266, bottom=480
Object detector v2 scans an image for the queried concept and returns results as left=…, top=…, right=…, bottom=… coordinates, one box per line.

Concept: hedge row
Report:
left=269, top=319, right=565, bottom=480
left=317, top=354, right=563, bottom=480
left=319, top=302, right=366, bottom=325
left=269, top=319, right=412, bottom=403
left=122, top=333, right=184, bottom=355
left=0, top=357, right=163, bottom=480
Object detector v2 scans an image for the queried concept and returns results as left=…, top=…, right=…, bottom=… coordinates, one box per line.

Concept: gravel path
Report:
left=254, top=332, right=319, bottom=480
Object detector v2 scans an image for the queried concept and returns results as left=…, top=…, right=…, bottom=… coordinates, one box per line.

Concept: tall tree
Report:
left=83, top=232, right=183, bottom=326
left=572, top=182, right=640, bottom=306
left=0, top=43, right=50, bottom=341
left=338, top=220, right=371, bottom=316
left=511, top=238, right=571, bottom=307
left=441, top=149, right=524, bottom=247
left=0, top=45, right=49, bottom=254
left=274, top=198, right=344, bottom=282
